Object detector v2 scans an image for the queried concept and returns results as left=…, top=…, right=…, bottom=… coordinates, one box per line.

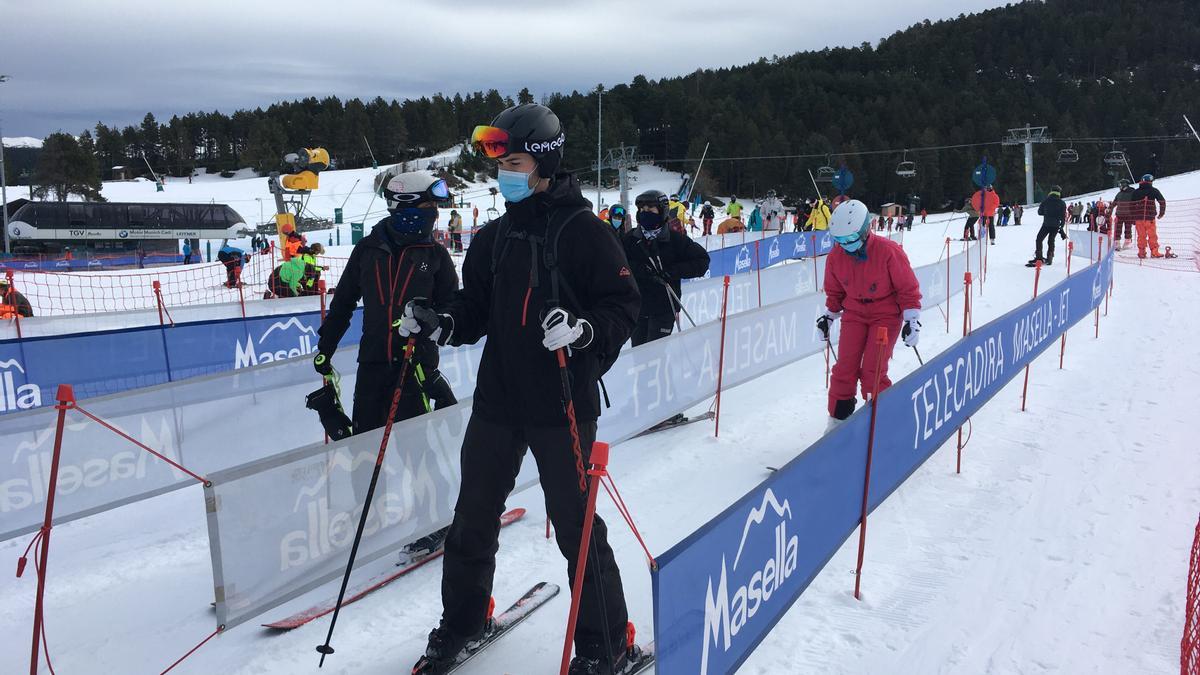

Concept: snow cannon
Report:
left=281, top=147, right=330, bottom=191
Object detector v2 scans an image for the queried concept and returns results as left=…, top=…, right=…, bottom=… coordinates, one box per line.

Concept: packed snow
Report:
left=0, top=170, right=1197, bottom=674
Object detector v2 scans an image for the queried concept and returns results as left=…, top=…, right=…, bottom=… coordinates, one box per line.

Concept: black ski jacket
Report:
left=441, top=174, right=640, bottom=427
left=1127, top=184, right=1167, bottom=221
left=1037, top=195, right=1067, bottom=230
left=621, top=227, right=711, bottom=317
left=318, top=218, right=458, bottom=369
left=700, top=205, right=715, bottom=220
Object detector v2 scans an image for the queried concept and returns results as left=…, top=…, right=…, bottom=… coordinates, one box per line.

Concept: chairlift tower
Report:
left=1003, top=124, right=1052, bottom=206
left=592, top=144, right=653, bottom=214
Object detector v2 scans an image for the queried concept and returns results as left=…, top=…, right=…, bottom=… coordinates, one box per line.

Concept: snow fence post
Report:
left=27, top=384, right=74, bottom=675
left=1021, top=262, right=1043, bottom=412
left=559, top=441, right=610, bottom=675
left=754, top=240, right=762, bottom=308
left=318, top=280, right=327, bottom=322
left=853, top=327, right=889, bottom=601
left=945, top=238, right=951, bottom=334
left=714, top=275, right=731, bottom=438
left=1095, top=236, right=1104, bottom=338
left=1059, top=242, right=1074, bottom=370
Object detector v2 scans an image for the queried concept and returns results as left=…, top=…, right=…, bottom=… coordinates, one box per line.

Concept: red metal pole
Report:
left=559, top=442, right=609, bottom=675
left=853, top=327, right=889, bottom=601
left=962, top=272, right=972, bottom=337
left=153, top=280, right=165, bottom=327
left=714, top=276, right=731, bottom=438
left=978, top=238, right=984, bottom=297
left=754, top=240, right=762, bottom=308
left=318, top=280, right=327, bottom=321
left=1021, top=262, right=1043, bottom=412
left=1059, top=242, right=1073, bottom=369
left=28, top=384, right=74, bottom=675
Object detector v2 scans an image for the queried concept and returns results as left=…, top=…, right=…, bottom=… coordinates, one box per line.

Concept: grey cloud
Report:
left=0, top=0, right=1009, bottom=137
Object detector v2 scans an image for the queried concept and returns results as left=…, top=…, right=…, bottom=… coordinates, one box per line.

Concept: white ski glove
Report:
left=541, top=307, right=593, bottom=352
left=816, top=309, right=841, bottom=341
left=901, top=308, right=921, bottom=347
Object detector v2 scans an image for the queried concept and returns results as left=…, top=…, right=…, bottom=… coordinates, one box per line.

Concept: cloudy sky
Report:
left=0, top=0, right=1010, bottom=138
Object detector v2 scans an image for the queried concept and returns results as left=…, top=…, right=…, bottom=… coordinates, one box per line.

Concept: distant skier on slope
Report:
left=760, top=189, right=785, bottom=231
left=817, top=200, right=922, bottom=430
left=1109, top=178, right=1136, bottom=251
left=700, top=200, right=716, bottom=235
left=1027, top=185, right=1067, bottom=267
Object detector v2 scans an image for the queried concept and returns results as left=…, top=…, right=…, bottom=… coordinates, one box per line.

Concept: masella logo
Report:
left=0, top=359, right=42, bottom=412
left=734, top=246, right=753, bottom=273
left=701, top=487, right=799, bottom=674
left=767, top=238, right=781, bottom=264
left=820, top=233, right=833, bottom=250
left=234, top=316, right=318, bottom=368
left=794, top=236, right=808, bottom=256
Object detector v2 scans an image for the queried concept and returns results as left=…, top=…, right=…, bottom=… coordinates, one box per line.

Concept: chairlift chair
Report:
left=815, top=155, right=836, bottom=182
left=1103, top=142, right=1127, bottom=168
left=895, top=150, right=916, bottom=178
left=1057, top=144, right=1079, bottom=163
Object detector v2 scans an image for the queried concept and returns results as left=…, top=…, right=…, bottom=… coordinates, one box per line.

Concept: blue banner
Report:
left=0, top=310, right=362, bottom=413
left=0, top=255, right=185, bottom=272
left=651, top=250, right=1114, bottom=674
left=704, top=232, right=834, bottom=278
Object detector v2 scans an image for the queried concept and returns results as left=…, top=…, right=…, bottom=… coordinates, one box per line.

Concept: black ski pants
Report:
left=631, top=313, right=676, bottom=347
left=351, top=361, right=432, bottom=433
left=981, top=216, right=997, bottom=242
left=441, top=415, right=629, bottom=660
left=1034, top=224, right=1059, bottom=261
left=963, top=216, right=979, bottom=240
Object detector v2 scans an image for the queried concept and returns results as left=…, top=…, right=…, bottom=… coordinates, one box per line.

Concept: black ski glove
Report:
left=395, top=298, right=453, bottom=346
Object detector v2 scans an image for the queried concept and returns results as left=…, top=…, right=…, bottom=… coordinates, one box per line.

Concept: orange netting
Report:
left=1184, top=514, right=1200, bottom=675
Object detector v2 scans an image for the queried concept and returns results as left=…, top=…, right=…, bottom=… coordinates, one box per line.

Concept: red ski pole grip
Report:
left=589, top=441, right=610, bottom=470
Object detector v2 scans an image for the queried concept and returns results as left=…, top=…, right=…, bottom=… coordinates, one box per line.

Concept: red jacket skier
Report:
left=817, top=200, right=922, bottom=428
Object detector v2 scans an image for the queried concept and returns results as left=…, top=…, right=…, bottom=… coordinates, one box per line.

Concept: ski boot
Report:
left=412, top=612, right=493, bottom=674
left=567, top=623, right=647, bottom=675
left=398, top=526, right=450, bottom=566
left=1045, top=255, right=1053, bottom=266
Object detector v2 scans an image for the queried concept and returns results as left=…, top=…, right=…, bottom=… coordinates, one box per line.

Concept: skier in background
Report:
left=606, top=203, right=629, bottom=239
left=667, top=193, right=689, bottom=234
left=623, top=189, right=710, bottom=346
left=760, top=189, right=785, bottom=231
left=0, top=278, right=33, bottom=318
left=216, top=243, right=249, bottom=288
left=817, top=200, right=921, bottom=429
left=1110, top=178, right=1137, bottom=250
left=1013, top=203, right=1023, bottom=225
left=1129, top=174, right=1167, bottom=258
left=805, top=197, right=832, bottom=231
left=726, top=195, right=744, bottom=221
left=971, top=185, right=1000, bottom=244
left=962, top=196, right=979, bottom=241
left=448, top=208, right=464, bottom=252
left=1027, top=185, right=1067, bottom=267
left=700, top=200, right=716, bottom=235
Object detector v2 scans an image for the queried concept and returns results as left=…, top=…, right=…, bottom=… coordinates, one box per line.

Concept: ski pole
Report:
left=317, top=337, right=418, bottom=667
left=661, top=281, right=698, bottom=329
left=553, top=345, right=616, bottom=673
left=911, top=345, right=924, bottom=366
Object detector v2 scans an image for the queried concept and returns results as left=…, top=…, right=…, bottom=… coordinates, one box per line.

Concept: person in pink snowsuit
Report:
left=817, top=200, right=923, bottom=426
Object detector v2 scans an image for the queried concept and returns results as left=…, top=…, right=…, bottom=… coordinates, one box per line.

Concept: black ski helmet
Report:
left=488, top=103, right=565, bottom=179
left=635, top=189, right=670, bottom=214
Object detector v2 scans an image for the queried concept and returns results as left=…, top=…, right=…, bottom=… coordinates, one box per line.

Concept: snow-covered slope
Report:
left=0, top=172, right=1196, bottom=674
left=2, top=136, right=43, bottom=148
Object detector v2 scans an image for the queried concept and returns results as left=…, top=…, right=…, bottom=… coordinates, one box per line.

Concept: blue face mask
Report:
left=389, top=208, right=437, bottom=235
left=497, top=168, right=536, bottom=203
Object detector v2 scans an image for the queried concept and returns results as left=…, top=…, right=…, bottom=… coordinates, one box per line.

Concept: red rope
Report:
left=600, top=476, right=657, bottom=570
left=71, top=405, right=209, bottom=486
left=157, top=626, right=223, bottom=675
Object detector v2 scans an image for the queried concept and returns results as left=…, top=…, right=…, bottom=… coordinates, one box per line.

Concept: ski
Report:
left=635, top=411, right=715, bottom=437
left=412, top=581, right=561, bottom=674
left=626, top=641, right=656, bottom=674
left=261, top=508, right=526, bottom=631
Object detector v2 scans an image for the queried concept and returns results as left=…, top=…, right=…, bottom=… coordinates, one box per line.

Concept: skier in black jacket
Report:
left=623, top=189, right=710, bottom=346
left=400, top=104, right=643, bottom=675
left=313, top=170, right=460, bottom=430
left=1029, top=186, right=1067, bottom=266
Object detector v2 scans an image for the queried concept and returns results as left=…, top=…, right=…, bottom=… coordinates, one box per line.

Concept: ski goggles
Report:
left=384, top=178, right=451, bottom=205
left=471, top=125, right=514, bottom=158
left=832, top=232, right=863, bottom=247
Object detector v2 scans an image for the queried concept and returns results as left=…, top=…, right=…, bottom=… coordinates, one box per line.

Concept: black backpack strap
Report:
left=543, top=206, right=592, bottom=311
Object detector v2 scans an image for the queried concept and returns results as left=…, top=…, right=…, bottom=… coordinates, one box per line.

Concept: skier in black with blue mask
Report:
left=400, top=104, right=645, bottom=674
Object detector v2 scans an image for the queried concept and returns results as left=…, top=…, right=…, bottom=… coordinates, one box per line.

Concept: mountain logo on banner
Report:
left=0, top=358, right=41, bottom=412
left=701, top=487, right=799, bottom=675
left=820, top=233, right=832, bottom=250
left=1091, top=266, right=1104, bottom=303
left=735, top=247, right=752, bottom=273
left=235, top=316, right=319, bottom=368
left=794, top=236, right=807, bottom=256
left=767, top=238, right=781, bottom=265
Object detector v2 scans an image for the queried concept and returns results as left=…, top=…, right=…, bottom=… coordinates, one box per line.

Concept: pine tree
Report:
left=33, top=132, right=103, bottom=202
